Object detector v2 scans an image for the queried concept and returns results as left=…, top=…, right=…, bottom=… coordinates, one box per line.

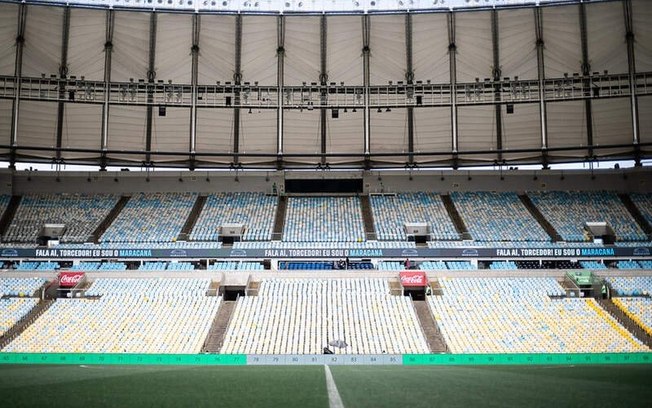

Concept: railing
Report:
left=1, top=72, right=649, bottom=109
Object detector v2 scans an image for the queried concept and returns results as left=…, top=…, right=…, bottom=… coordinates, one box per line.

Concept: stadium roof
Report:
left=0, top=0, right=649, bottom=170
left=0, top=0, right=607, bottom=14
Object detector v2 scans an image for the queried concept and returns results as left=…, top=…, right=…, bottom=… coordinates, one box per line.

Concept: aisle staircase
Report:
left=413, top=299, right=449, bottom=353
left=596, top=298, right=652, bottom=349
left=272, top=196, right=287, bottom=240
left=0, top=299, right=54, bottom=350
left=360, top=195, right=377, bottom=241
left=441, top=195, right=471, bottom=240
left=93, top=196, right=130, bottom=243
left=202, top=300, right=236, bottom=353
left=178, top=195, right=207, bottom=241
left=519, top=194, right=563, bottom=242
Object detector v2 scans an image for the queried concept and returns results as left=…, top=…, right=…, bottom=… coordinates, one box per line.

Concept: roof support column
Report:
left=100, top=9, right=114, bottom=171
left=623, top=0, right=640, bottom=165
left=405, top=13, right=415, bottom=166
left=233, top=14, right=242, bottom=166
left=579, top=2, right=594, bottom=159
left=144, top=13, right=157, bottom=165
left=319, top=15, right=328, bottom=166
left=55, top=7, right=70, bottom=162
left=276, top=15, right=285, bottom=169
left=362, top=15, right=371, bottom=169
left=9, top=4, right=27, bottom=169
left=189, top=14, right=200, bottom=170
left=534, top=7, right=548, bottom=168
left=447, top=12, right=458, bottom=169
left=491, top=9, right=503, bottom=165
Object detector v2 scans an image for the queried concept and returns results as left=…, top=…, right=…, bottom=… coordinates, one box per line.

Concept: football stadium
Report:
left=0, top=0, right=651, bottom=406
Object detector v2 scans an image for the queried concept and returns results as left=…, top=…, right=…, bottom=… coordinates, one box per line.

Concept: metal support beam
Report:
left=189, top=14, right=200, bottom=170
left=144, top=13, right=157, bottom=165
left=276, top=15, right=285, bottom=169
left=10, top=4, right=27, bottom=169
left=233, top=14, right=242, bottom=165
left=534, top=7, right=548, bottom=167
left=448, top=12, right=458, bottom=168
left=405, top=13, right=415, bottom=166
left=320, top=15, right=328, bottom=166
left=362, top=15, right=371, bottom=168
left=55, top=7, right=70, bottom=162
left=623, top=0, right=640, bottom=165
left=491, top=9, right=503, bottom=164
left=100, top=9, right=114, bottom=171
left=579, top=2, right=594, bottom=158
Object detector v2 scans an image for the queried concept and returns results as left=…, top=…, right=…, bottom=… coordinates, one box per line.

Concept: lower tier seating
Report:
left=221, top=278, right=428, bottom=354
left=612, top=298, right=652, bottom=337
left=5, top=278, right=220, bottom=354
left=0, top=298, right=39, bottom=336
left=428, top=277, right=647, bottom=353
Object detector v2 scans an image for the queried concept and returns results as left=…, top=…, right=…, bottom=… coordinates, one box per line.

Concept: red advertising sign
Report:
left=59, top=272, right=85, bottom=288
left=399, top=271, right=427, bottom=287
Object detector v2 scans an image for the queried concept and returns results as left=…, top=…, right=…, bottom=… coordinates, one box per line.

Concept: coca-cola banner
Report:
left=59, top=272, right=85, bottom=288
left=399, top=271, right=427, bottom=287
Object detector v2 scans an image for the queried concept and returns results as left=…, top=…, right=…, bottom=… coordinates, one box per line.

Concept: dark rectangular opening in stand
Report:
left=285, top=178, right=363, bottom=193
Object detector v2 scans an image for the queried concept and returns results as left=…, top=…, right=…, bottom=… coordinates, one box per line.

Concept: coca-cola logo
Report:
left=400, top=272, right=427, bottom=287
left=59, top=272, right=85, bottom=288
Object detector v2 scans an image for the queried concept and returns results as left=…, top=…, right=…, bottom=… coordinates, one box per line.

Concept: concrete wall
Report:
left=6, top=167, right=650, bottom=195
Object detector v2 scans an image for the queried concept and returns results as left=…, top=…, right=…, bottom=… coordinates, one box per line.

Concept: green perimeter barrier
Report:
left=0, top=353, right=246, bottom=365
left=403, top=353, right=652, bottom=365
left=2, top=353, right=651, bottom=366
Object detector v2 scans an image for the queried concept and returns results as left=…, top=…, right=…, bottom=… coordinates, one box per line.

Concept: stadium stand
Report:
left=580, top=261, right=608, bottom=270
left=419, top=261, right=448, bottom=271
left=5, top=278, right=220, bottom=353
left=605, top=277, right=652, bottom=296
left=528, top=192, right=646, bottom=242
left=446, top=261, right=476, bottom=270
left=377, top=261, right=405, bottom=271
left=3, top=194, right=119, bottom=243
left=616, top=261, right=641, bottom=270
left=428, top=277, right=647, bottom=353
left=0, top=298, right=40, bottom=336
left=283, top=197, right=365, bottom=242
left=69, top=262, right=101, bottom=271
left=190, top=193, right=277, bottom=241
left=221, top=278, right=428, bottom=354
left=370, top=193, right=458, bottom=241
left=101, top=193, right=197, bottom=243
left=0, top=277, right=47, bottom=297
left=97, top=262, right=128, bottom=272
left=450, top=192, right=549, bottom=242
left=489, top=261, right=518, bottom=270
left=279, top=261, right=334, bottom=270
left=630, top=194, right=652, bottom=227
left=612, top=298, right=652, bottom=337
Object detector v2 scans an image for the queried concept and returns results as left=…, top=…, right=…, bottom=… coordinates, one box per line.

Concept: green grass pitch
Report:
left=1, top=364, right=651, bottom=407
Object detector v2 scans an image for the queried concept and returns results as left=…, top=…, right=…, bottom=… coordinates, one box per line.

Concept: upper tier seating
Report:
left=101, top=193, right=197, bottom=243
left=528, top=191, right=646, bottom=242
left=370, top=193, right=458, bottom=241
left=446, top=261, right=476, bottom=270
left=616, top=261, right=641, bottom=270
left=420, top=261, right=448, bottom=270
left=5, top=278, right=219, bottom=353
left=4, top=194, right=118, bottom=243
left=0, top=194, right=10, bottom=216
left=489, top=261, right=518, bottom=270
left=283, top=197, right=365, bottom=242
left=450, top=192, right=549, bottom=242
left=190, top=193, right=277, bottom=241
left=221, top=278, right=428, bottom=354
left=428, top=277, right=647, bottom=353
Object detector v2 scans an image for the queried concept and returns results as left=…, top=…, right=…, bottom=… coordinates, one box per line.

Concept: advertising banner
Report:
left=399, top=271, right=427, bottom=287
left=58, top=272, right=85, bottom=288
